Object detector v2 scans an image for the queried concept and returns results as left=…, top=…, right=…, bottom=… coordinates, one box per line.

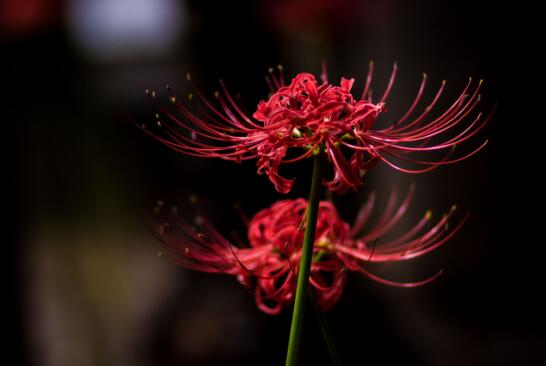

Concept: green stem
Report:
left=309, top=291, right=342, bottom=366
left=285, top=155, right=323, bottom=366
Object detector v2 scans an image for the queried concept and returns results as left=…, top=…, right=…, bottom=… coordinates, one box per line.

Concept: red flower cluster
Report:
left=143, top=63, right=491, bottom=194
left=148, top=187, right=466, bottom=314
left=252, top=72, right=382, bottom=193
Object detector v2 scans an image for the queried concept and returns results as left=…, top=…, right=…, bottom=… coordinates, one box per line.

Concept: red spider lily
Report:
left=146, top=187, right=467, bottom=315
left=141, top=63, right=492, bottom=194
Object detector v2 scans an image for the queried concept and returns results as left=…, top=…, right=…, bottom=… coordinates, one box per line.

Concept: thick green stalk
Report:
left=285, top=155, right=323, bottom=366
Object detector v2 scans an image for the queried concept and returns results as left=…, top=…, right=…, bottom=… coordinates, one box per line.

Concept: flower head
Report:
left=147, top=187, right=467, bottom=315
left=142, top=63, right=492, bottom=194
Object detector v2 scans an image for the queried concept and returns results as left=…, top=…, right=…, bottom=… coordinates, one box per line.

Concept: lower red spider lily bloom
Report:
left=141, top=63, right=492, bottom=194
left=147, top=187, right=467, bottom=315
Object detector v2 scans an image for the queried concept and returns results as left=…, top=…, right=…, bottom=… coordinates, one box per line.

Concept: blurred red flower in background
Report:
left=0, top=0, right=60, bottom=35
left=146, top=187, right=467, bottom=315
left=142, top=63, right=491, bottom=194
left=260, top=0, right=392, bottom=35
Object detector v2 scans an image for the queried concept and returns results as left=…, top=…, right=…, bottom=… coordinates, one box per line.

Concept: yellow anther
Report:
left=316, top=237, right=332, bottom=249
left=425, top=210, right=433, bottom=221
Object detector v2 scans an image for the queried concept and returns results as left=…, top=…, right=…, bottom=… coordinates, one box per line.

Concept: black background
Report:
left=5, top=0, right=543, bottom=365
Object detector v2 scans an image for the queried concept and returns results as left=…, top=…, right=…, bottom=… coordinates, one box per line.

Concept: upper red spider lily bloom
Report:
left=147, top=187, right=468, bottom=315
left=141, top=63, right=492, bottom=194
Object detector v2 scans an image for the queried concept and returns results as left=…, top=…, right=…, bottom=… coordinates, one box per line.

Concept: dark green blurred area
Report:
left=5, top=0, right=543, bottom=365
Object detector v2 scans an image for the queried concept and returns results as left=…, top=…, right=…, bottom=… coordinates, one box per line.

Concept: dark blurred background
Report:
left=4, top=0, right=543, bottom=365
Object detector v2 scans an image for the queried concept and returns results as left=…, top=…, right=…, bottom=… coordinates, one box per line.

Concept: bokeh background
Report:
left=4, top=0, right=543, bottom=365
